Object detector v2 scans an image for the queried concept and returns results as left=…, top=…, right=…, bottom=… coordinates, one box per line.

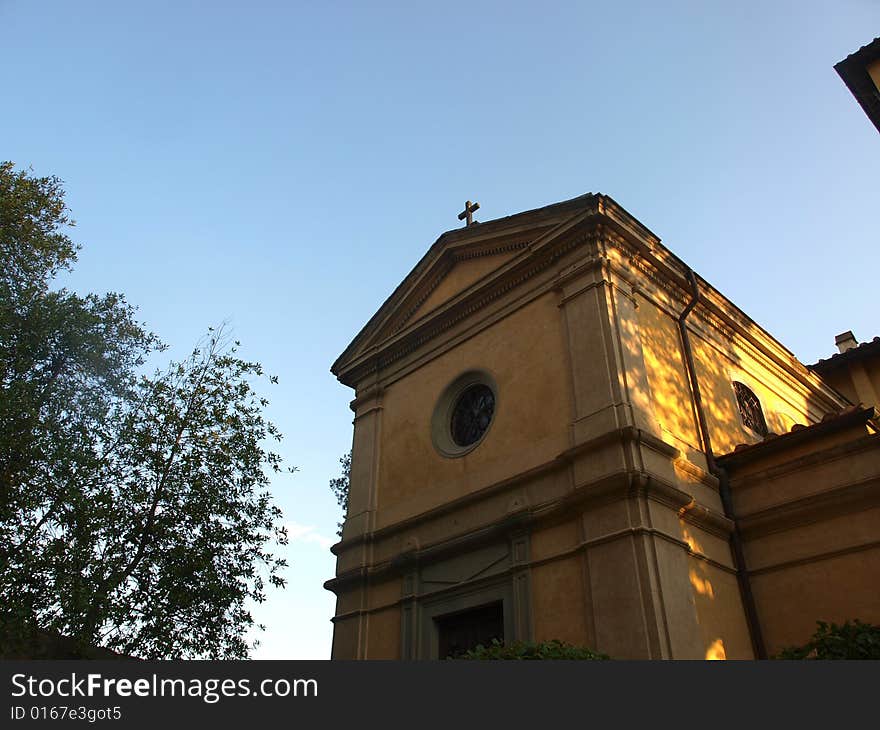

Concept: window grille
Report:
left=733, top=381, right=768, bottom=437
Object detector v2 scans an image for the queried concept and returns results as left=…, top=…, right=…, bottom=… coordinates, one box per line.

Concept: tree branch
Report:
left=84, top=338, right=220, bottom=634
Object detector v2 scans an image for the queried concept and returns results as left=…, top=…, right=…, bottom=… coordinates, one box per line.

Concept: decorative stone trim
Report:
left=747, top=539, right=880, bottom=577
left=327, top=518, right=738, bottom=612
left=326, top=466, right=733, bottom=594
left=384, top=257, right=454, bottom=336
left=736, top=476, right=880, bottom=537
left=386, top=239, right=535, bottom=337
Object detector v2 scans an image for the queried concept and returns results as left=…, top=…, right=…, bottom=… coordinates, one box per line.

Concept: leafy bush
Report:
left=775, top=620, right=880, bottom=660
left=456, top=638, right=609, bottom=660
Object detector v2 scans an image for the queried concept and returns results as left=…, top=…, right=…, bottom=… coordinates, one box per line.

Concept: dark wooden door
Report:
left=436, top=602, right=504, bottom=659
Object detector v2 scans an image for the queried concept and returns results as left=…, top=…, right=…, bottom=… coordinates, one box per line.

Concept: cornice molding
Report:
left=379, top=237, right=536, bottom=339
left=382, top=256, right=454, bottom=338
left=604, top=229, right=847, bottom=415
left=333, top=193, right=847, bottom=419
left=324, top=469, right=731, bottom=594
left=738, top=476, right=880, bottom=539
left=719, top=411, right=876, bottom=472
left=330, top=423, right=730, bottom=562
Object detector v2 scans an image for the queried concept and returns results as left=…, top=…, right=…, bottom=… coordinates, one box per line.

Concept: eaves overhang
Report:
left=717, top=405, right=877, bottom=468
left=834, top=37, right=880, bottom=134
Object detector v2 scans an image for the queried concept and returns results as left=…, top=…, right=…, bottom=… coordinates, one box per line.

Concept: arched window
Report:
left=733, top=381, right=768, bottom=437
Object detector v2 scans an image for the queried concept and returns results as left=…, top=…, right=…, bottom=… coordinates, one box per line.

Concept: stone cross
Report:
left=458, top=200, right=480, bottom=227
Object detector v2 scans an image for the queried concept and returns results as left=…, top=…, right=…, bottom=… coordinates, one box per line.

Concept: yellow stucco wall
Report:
left=693, top=328, right=828, bottom=453
left=364, top=607, right=401, bottom=659
left=530, top=555, right=591, bottom=647
left=686, top=556, right=753, bottom=660
left=819, top=357, right=880, bottom=411
left=725, top=414, right=880, bottom=655
left=752, top=547, right=880, bottom=655
left=330, top=616, right=359, bottom=660
left=635, top=292, right=826, bottom=456
left=817, top=368, right=858, bottom=405
left=530, top=520, right=580, bottom=563
left=368, top=577, right=402, bottom=610
left=868, top=58, right=880, bottom=94
left=376, top=292, right=571, bottom=529
left=637, top=295, right=700, bottom=451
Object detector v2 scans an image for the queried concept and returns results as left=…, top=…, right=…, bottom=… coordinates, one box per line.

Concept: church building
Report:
left=326, top=194, right=880, bottom=659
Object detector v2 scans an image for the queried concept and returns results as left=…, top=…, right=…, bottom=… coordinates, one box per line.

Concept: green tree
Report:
left=775, top=620, right=880, bottom=660
left=329, top=451, right=350, bottom=537
left=0, top=162, right=289, bottom=659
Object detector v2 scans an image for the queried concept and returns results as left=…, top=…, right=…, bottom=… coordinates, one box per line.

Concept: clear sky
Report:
left=2, top=1, right=878, bottom=659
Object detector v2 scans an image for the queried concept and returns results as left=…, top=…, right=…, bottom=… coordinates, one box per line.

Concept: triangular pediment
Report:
left=332, top=228, right=545, bottom=382
left=375, top=240, right=533, bottom=341
left=407, top=249, right=521, bottom=325
left=332, top=193, right=653, bottom=386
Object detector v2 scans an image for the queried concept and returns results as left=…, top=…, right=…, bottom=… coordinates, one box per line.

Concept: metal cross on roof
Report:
left=458, top=200, right=480, bottom=227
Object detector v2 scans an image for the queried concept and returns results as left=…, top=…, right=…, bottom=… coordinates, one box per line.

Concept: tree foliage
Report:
left=0, top=162, right=289, bottom=659
left=455, top=638, right=610, bottom=660
left=329, top=451, right=350, bottom=537
left=0, top=161, right=78, bottom=296
left=775, top=620, right=880, bottom=660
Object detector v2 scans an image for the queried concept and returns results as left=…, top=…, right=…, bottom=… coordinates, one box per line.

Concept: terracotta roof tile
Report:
left=809, top=336, right=880, bottom=372
left=720, top=405, right=874, bottom=461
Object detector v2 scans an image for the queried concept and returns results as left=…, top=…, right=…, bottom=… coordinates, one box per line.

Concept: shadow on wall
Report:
left=622, top=270, right=865, bottom=659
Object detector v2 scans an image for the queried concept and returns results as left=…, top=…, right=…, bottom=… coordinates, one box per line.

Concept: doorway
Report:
left=435, top=601, right=504, bottom=659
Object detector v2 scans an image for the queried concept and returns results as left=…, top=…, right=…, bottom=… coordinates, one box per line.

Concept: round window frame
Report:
left=431, top=370, right=498, bottom=458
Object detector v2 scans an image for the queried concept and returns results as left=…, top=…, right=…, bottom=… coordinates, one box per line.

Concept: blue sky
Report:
left=2, top=1, right=878, bottom=659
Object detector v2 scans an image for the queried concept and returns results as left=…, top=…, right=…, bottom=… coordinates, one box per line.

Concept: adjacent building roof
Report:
left=718, top=404, right=876, bottom=466
left=834, top=37, right=880, bottom=134
left=809, top=336, right=880, bottom=375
